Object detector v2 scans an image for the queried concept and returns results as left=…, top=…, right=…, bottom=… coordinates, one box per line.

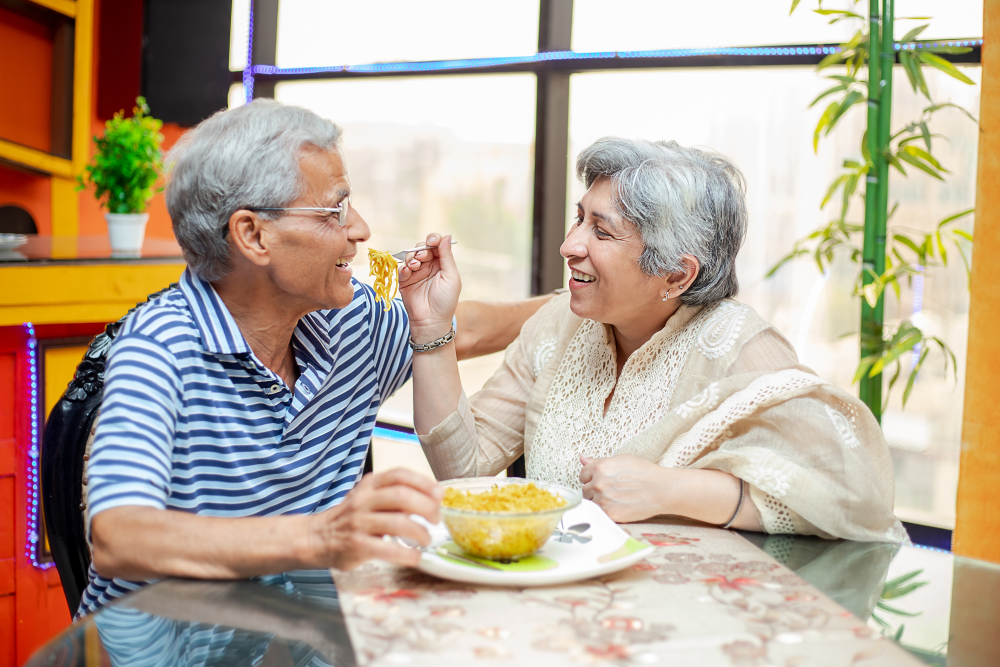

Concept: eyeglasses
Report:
left=248, top=198, right=350, bottom=227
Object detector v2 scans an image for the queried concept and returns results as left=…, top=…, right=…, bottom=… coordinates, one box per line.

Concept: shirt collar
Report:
left=178, top=268, right=252, bottom=356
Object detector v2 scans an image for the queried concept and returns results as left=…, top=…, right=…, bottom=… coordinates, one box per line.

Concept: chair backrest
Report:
left=41, top=284, right=178, bottom=613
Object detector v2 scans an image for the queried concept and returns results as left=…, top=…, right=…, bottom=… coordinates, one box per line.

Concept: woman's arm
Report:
left=579, top=454, right=763, bottom=531
left=454, top=295, right=554, bottom=360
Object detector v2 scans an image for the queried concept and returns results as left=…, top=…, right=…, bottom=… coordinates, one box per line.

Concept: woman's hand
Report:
left=398, top=234, right=462, bottom=343
left=579, top=454, right=671, bottom=523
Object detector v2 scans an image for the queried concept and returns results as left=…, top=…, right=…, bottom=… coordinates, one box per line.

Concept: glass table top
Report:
left=0, top=235, right=184, bottom=264
left=24, top=536, right=1000, bottom=667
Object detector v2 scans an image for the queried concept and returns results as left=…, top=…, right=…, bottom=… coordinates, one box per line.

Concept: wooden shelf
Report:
left=0, top=139, right=72, bottom=178
left=25, top=0, right=77, bottom=19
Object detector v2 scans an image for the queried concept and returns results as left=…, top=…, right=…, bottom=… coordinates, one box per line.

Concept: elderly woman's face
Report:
left=262, top=148, right=369, bottom=310
left=561, top=177, right=665, bottom=327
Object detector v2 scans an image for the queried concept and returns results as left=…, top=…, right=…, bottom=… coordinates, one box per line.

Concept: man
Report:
left=83, top=99, right=546, bottom=614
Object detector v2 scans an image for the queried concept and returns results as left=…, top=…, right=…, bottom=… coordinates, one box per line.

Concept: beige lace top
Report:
left=420, top=294, right=907, bottom=542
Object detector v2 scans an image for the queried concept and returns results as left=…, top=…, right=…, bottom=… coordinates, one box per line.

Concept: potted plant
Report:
left=78, top=97, right=165, bottom=256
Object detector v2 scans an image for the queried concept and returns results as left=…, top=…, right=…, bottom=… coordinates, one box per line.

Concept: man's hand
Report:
left=306, top=468, right=444, bottom=570
left=579, top=454, right=669, bottom=523
left=398, top=234, right=461, bottom=344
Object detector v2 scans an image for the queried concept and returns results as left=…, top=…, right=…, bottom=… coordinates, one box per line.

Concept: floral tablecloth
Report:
left=331, top=520, right=921, bottom=666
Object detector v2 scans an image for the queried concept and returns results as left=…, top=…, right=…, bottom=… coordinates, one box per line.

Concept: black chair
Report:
left=41, top=284, right=177, bottom=613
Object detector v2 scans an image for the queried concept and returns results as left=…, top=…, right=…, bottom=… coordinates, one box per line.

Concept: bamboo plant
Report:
left=769, top=0, right=977, bottom=418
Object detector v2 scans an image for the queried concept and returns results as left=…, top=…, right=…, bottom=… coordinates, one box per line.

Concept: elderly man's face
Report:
left=264, top=147, right=369, bottom=311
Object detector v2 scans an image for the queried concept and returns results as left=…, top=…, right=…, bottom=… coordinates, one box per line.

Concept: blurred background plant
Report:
left=77, top=97, right=165, bottom=214
left=769, top=1, right=977, bottom=413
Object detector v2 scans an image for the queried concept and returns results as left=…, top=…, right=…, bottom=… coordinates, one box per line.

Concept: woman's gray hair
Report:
left=576, top=137, right=748, bottom=305
left=165, top=99, right=343, bottom=281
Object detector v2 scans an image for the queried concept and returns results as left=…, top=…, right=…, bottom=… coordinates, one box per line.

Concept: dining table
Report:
left=24, top=517, right=1000, bottom=667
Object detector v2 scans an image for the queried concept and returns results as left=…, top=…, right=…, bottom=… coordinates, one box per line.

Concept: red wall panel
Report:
left=0, top=7, right=53, bottom=153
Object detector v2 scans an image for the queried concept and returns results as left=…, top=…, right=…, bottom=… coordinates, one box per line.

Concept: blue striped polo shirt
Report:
left=80, top=269, right=412, bottom=616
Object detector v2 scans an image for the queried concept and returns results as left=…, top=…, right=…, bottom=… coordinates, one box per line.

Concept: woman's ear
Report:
left=228, top=209, right=271, bottom=268
left=664, top=254, right=700, bottom=298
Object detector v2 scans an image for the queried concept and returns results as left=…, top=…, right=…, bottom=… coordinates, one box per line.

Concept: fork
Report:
left=391, top=241, right=459, bottom=261
left=392, top=536, right=502, bottom=570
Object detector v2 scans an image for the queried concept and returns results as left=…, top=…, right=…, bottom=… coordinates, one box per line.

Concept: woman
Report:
left=407, top=137, right=906, bottom=542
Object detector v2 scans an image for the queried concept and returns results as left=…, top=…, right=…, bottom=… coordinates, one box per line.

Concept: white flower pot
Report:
left=104, top=212, right=149, bottom=257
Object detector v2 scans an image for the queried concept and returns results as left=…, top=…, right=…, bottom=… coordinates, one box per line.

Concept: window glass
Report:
left=230, top=0, right=251, bottom=71
left=277, top=74, right=536, bottom=427
left=275, top=0, right=540, bottom=68
left=569, top=65, right=980, bottom=528
left=572, top=0, right=982, bottom=53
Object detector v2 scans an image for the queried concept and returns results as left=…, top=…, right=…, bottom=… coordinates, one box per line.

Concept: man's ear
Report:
left=228, top=210, right=271, bottom=268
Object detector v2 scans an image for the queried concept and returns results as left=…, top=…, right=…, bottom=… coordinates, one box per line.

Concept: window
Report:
left=276, top=74, right=536, bottom=425
left=233, top=0, right=983, bottom=527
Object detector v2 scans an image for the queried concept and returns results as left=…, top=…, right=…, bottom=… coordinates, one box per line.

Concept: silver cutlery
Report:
left=391, top=241, right=459, bottom=261
left=392, top=536, right=502, bottom=570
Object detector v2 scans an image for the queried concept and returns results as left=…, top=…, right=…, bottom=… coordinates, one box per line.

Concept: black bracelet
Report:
left=409, top=327, right=456, bottom=352
left=719, top=479, right=745, bottom=530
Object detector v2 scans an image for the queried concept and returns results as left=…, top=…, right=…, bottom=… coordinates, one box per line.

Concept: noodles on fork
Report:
left=368, top=249, right=399, bottom=311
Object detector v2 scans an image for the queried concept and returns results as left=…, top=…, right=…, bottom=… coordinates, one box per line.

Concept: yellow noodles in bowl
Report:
left=442, top=483, right=566, bottom=512
left=439, top=479, right=580, bottom=561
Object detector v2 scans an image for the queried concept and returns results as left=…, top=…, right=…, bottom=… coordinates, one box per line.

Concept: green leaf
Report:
left=817, top=51, right=846, bottom=71
left=924, top=46, right=974, bottom=55
left=876, top=601, right=922, bottom=618
left=884, top=361, right=902, bottom=412
left=900, top=24, right=929, bottom=44
left=918, top=51, right=976, bottom=85
left=900, top=145, right=947, bottom=171
left=887, top=153, right=907, bottom=176
left=826, top=74, right=857, bottom=85
left=884, top=569, right=925, bottom=592
left=870, top=331, right=922, bottom=377
left=810, top=84, right=849, bottom=108
left=894, top=624, right=906, bottom=642
left=903, top=348, right=925, bottom=407
left=827, top=90, right=864, bottom=133
left=814, top=100, right=840, bottom=152
left=919, top=122, right=932, bottom=151
left=936, top=231, right=948, bottom=265
left=894, top=234, right=923, bottom=257
left=821, top=174, right=849, bottom=209
left=814, top=9, right=864, bottom=19
left=953, top=229, right=974, bottom=242
left=925, top=102, right=979, bottom=124
left=789, top=0, right=801, bottom=15
left=862, top=282, right=880, bottom=309
left=882, top=580, right=931, bottom=600
left=938, top=207, right=975, bottom=227
left=897, top=151, right=945, bottom=180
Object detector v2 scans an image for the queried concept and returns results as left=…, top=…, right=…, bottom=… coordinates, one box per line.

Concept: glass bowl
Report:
left=438, top=477, right=582, bottom=561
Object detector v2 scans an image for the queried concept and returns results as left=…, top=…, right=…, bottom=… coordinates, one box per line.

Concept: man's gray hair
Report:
left=576, top=138, right=748, bottom=305
left=165, top=99, right=343, bottom=281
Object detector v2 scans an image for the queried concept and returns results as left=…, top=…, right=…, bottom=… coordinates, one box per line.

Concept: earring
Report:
left=662, top=290, right=670, bottom=301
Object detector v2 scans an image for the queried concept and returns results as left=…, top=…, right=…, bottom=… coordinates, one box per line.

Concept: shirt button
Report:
left=268, top=384, right=281, bottom=394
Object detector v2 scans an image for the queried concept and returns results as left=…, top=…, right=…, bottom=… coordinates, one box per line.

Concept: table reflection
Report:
left=29, top=571, right=355, bottom=667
